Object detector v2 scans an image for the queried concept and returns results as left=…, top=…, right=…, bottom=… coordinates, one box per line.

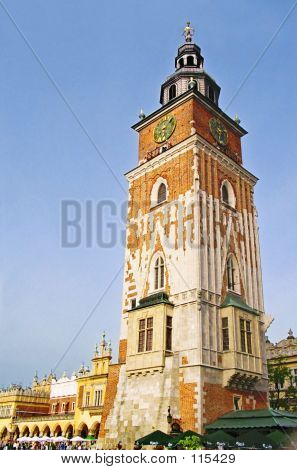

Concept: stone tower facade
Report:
left=101, top=24, right=271, bottom=448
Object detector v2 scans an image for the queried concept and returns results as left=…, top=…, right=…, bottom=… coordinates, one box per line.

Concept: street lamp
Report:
left=167, top=406, right=172, bottom=424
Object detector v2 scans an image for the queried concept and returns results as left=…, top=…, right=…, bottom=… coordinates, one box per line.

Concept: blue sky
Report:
left=0, top=0, right=296, bottom=386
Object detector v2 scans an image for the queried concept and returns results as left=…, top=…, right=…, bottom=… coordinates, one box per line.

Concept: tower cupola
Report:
left=160, top=22, right=221, bottom=106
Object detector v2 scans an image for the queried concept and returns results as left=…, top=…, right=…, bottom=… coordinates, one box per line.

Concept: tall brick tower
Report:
left=101, top=23, right=271, bottom=448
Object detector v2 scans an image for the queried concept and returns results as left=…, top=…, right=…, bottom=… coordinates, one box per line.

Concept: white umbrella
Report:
left=51, top=436, right=68, bottom=442
left=31, top=436, right=42, bottom=442
left=70, top=436, right=85, bottom=442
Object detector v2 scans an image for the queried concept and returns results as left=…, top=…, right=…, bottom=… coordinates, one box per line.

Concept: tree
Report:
left=178, top=436, right=203, bottom=450
left=268, top=361, right=295, bottom=410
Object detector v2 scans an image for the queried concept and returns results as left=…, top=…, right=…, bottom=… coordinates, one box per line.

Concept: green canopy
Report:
left=237, top=430, right=273, bottom=449
left=136, top=430, right=173, bottom=447
left=267, top=430, right=293, bottom=449
left=204, top=430, right=236, bottom=446
left=206, top=408, right=297, bottom=431
left=169, top=430, right=203, bottom=447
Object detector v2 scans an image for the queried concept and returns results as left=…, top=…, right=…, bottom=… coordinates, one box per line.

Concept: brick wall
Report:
left=179, top=380, right=198, bottom=432
left=99, top=364, right=121, bottom=438
left=118, top=339, right=127, bottom=364
left=203, top=383, right=268, bottom=427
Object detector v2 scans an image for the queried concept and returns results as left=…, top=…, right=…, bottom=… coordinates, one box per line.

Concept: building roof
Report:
left=266, top=329, right=297, bottom=359
left=220, top=292, right=259, bottom=315
left=205, top=408, right=297, bottom=430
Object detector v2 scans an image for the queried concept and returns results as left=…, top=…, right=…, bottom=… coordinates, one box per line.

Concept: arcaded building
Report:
left=100, top=24, right=272, bottom=448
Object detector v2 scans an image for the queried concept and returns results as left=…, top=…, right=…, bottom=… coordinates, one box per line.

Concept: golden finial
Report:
left=183, top=21, right=194, bottom=43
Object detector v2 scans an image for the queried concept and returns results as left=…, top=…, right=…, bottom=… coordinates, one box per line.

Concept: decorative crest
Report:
left=183, top=21, right=194, bottom=43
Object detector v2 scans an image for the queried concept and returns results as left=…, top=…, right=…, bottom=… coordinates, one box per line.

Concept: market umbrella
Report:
left=70, top=436, right=86, bottom=442
left=169, top=430, right=203, bottom=447
left=237, top=430, right=273, bottom=449
left=266, top=430, right=292, bottom=449
left=136, top=430, right=173, bottom=447
left=205, top=430, right=236, bottom=447
left=17, top=436, right=30, bottom=442
left=51, top=436, right=69, bottom=443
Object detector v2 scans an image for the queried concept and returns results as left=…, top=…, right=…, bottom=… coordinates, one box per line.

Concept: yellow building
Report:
left=74, top=333, right=112, bottom=439
left=266, top=329, right=297, bottom=411
left=0, top=333, right=112, bottom=442
left=0, top=376, right=51, bottom=441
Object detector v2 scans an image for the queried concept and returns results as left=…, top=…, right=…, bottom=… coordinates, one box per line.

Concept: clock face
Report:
left=153, top=115, right=176, bottom=143
left=209, top=118, right=228, bottom=146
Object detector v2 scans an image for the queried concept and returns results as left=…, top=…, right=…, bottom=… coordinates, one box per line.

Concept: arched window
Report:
left=208, top=85, right=215, bottom=102
left=222, top=184, right=229, bottom=204
left=178, top=58, right=184, bottom=68
left=157, top=183, right=166, bottom=204
left=226, top=254, right=240, bottom=293
left=227, top=256, right=235, bottom=291
left=169, top=84, right=177, bottom=100
left=187, top=55, right=194, bottom=66
left=151, top=178, right=168, bottom=208
left=154, top=256, right=165, bottom=290
left=221, top=180, right=236, bottom=208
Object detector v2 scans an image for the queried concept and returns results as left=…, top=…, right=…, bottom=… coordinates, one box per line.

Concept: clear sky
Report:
left=0, top=0, right=296, bottom=387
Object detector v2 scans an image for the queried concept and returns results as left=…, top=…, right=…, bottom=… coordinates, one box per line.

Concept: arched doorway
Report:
left=14, top=426, right=20, bottom=439
left=78, top=423, right=88, bottom=438
left=21, top=426, right=29, bottom=437
left=32, top=425, right=40, bottom=437
left=90, top=422, right=100, bottom=439
left=54, top=425, right=62, bottom=437
left=0, top=427, right=8, bottom=440
left=64, top=424, right=73, bottom=439
left=42, top=425, right=51, bottom=437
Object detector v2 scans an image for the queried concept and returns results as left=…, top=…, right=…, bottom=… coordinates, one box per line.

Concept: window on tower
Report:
left=227, top=256, right=235, bottom=291
left=222, top=317, right=229, bottom=351
left=222, top=184, right=229, bottom=204
left=138, top=317, right=154, bottom=352
left=240, top=319, right=253, bottom=354
left=166, top=316, right=173, bottom=351
left=221, top=180, right=236, bottom=208
left=178, top=58, right=184, bottom=68
left=187, top=55, right=194, bottom=66
left=208, top=85, right=215, bottom=101
left=157, top=183, right=167, bottom=204
left=154, top=256, right=165, bottom=290
left=169, top=84, right=177, bottom=100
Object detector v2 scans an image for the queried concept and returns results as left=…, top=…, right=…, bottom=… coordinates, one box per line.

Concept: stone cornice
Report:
left=125, top=133, right=258, bottom=186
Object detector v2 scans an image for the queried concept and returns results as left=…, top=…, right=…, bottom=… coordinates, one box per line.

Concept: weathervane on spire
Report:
left=183, top=21, right=194, bottom=43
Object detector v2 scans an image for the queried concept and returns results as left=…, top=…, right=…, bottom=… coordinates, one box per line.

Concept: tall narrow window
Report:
left=240, top=319, right=253, bottom=354
left=178, top=58, right=184, bottom=68
left=138, top=317, right=153, bottom=352
left=246, top=321, right=252, bottom=354
left=166, top=316, right=173, bottom=351
left=240, top=319, right=246, bottom=353
left=138, top=319, right=146, bottom=352
left=169, top=84, right=176, bottom=100
left=146, top=317, right=153, bottom=351
left=94, top=390, right=102, bottom=406
left=208, top=85, right=215, bottom=101
left=222, top=184, right=229, bottom=204
left=227, top=257, right=235, bottom=291
left=222, top=317, right=229, bottom=351
left=154, top=256, right=165, bottom=290
left=157, top=183, right=166, bottom=204
left=85, top=392, right=90, bottom=407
